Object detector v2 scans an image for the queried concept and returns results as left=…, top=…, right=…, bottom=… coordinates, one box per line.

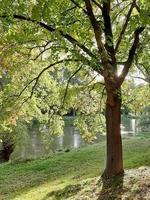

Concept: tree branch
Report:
left=70, top=0, right=87, bottom=14
left=102, top=0, right=116, bottom=66
left=1, top=14, right=98, bottom=61
left=111, top=1, right=125, bottom=10
left=84, top=0, right=108, bottom=65
left=91, top=0, right=102, bottom=10
left=130, top=76, right=148, bottom=83
left=115, top=2, right=135, bottom=53
left=28, top=40, right=53, bottom=50
left=33, top=46, right=51, bottom=61
left=61, top=5, right=76, bottom=15
left=112, top=3, right=131, bottom=23
left=17, top=59, right=79, bottom=99
left=118, top=26, right=145, bottom=85
left=62, top=65, right=83, bottom=106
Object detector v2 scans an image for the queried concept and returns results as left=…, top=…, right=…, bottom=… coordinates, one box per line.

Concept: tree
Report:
left=122, top=81, right=150, bottom=116
left=0, top=137, right=14, bottom=162
left=0, top=38, right=104, bottom=161
left=0, top=0, right=149, bottom=178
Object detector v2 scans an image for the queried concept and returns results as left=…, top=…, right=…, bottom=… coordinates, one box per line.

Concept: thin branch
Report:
left=86, top=74, right=98, bottom=86
left=134, top=1, right=141, bottom=13
left=91, top=0, right=102, bottom=10
left=33, top=46, right=51, bottom=61
left=112, top=2, right=131, bottom=23
left=62, top=65, right=83, bottom=106
left=99, top=86, right=106, bottom=129
left=115, top=2, right=135, bottom=53
left=88, top=81, right=104, bottom=93
left=130, top=76, right=148, bottom=82
left=61, top=6, right=76, bottom=15
left=17, top=59, right=78, bottom=99
left=111, top=0, right=127, bottom=10
left=100, top=86, right=106, bottom=109
left=70, top=0, right=87, bottom=14
left=28, top=40, right=53, bottom=50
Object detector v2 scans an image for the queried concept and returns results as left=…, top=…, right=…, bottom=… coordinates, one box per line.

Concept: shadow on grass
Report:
left=42, top=183, right=82, bottom=200
left=97, top=174, right=124, bottom=200
left=41, top=175, right=124, bottom=200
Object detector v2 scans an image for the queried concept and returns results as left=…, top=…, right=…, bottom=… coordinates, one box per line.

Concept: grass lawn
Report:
left=0, top=135, right=150, bottom=200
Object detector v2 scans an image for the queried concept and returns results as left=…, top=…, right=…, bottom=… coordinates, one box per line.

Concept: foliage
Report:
left=122, top=80, right=150, bottom=115
left=138, top=106, right=150, bottom=131
left=0, top=0, right=149, bottom=98
left=0, top=0, right=150, bottom=174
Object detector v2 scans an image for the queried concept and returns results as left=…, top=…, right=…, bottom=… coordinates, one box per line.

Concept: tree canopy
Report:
left=0, top=0, right=150, bottom=178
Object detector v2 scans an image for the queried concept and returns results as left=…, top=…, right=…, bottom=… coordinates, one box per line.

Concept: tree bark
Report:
left=102, top=87, right=124, bottom=179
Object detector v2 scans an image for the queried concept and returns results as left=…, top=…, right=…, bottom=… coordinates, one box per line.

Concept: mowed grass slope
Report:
left=0, top=136, right=150, bottom=200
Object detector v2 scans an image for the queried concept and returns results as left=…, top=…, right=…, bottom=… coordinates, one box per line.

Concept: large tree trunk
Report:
left=102, top=87, right=124, bottom=179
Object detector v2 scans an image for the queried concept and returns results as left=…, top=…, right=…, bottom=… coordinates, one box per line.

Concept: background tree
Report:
left=0, top=34, right=105, bottom=161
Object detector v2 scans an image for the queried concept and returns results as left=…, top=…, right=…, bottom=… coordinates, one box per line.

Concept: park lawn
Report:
left=0, top=135, right=150, bottom=200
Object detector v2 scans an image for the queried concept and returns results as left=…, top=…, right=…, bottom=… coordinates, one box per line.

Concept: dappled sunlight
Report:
left=97, top=174, right=124, bottom=200
left=12, top=178, right=75, bottom=200
left=1, top=139, right=150, bottom=199
left=97, top=166, right=150, bottom=200
left=0, top=0, right=149, bottom=199
left=97, top=167, right=150, bottom=200
left=59, top=166, right=150, bottom=200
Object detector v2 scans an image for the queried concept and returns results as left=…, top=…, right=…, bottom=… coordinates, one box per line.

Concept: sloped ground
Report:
left=49, top=167, right=150, bottom=200
left=0, top=136, right=150, bottom=200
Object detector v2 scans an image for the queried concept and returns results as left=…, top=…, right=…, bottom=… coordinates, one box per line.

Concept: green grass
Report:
left=0, top=136, right=150, bottom=200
